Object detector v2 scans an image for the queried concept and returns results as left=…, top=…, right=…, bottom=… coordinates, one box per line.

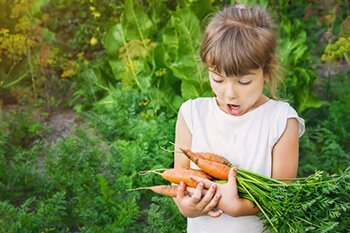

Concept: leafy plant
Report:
left=103, top=0, right=217, bottom=114
left=1, top=0, right=349, bottom=232
left=322, top=37, right=350, bottom=64
left=275, top=7, right=322, bottom=113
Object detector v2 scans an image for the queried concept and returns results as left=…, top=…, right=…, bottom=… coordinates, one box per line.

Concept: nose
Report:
left=224, top=83, right=237, bottom=100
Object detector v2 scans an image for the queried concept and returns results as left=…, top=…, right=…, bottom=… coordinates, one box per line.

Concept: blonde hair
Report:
left=200, top=3, right=283, bottom=99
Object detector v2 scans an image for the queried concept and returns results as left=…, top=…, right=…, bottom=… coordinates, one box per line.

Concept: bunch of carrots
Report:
left=129, top=148, right=350, bottom=232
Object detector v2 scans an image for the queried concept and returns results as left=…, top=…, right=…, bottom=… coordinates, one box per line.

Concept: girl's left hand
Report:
left=191, top=167, right=246, bottom=217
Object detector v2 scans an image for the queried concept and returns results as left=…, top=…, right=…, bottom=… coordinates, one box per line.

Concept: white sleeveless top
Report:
left=180, top=97, right=305, bottom=233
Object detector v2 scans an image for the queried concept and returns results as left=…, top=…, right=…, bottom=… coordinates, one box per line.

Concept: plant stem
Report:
left=28, top=49, right=37, bottom=98
left=240, top=180, right=277, bottom=232
left=295, top=216, right=321, bottom=228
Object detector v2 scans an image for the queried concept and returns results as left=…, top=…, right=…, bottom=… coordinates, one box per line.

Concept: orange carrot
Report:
left=161, top=168, right=198, bottom=187
left=196, top=158, right=230, bottom=180
left=184, top=168, right=213, bottom=180
left=180, top=148, right=231, bottom=167
left=138, top=167, right=212, bottom=187
left=128, top=185, right=178, bottom=197
left=198, top=152, right=232, bottom=167
left=128, top=185, right=200, bottom=197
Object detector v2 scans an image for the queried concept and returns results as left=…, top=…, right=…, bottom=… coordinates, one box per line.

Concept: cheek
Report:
left=209, top=81, right=218, bottom=92
left=210, top=83, right=223, bottom=97
left=237, top=86, right=255, bottom=99
left=246, top=85, right=264, bottom=99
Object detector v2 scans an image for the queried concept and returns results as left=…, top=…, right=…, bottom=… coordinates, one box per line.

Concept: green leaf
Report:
left=298, top=91, right=323, bottom=113
left=97, top=174, right=115, bottom=204
left=81, top=68, right=109, bottom=92
left=108, top=59, right=124, bottom=81
left=122, top=0, right=154, bottom=40
left=169, top=56, right=196, bottom=80
left=104, top=24, right=124, bottom=59
left=148, top=87, right=180, bottom=113
left=181, top=80, right=200, bottom=99
left=190, top=0, right=215, bottom=22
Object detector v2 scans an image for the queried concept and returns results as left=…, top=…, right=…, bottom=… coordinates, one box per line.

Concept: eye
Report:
left=238, top=81, right=252, bottom=85
left=213, top=79, right=223, bottom=83
left=210, top=75, right=223, bottom=83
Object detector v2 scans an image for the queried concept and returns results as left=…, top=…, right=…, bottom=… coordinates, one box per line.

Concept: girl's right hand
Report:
left=174, top=181, right=223, bottom=218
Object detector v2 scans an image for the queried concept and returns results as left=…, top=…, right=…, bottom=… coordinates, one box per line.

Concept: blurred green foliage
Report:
left=322, top=37, right=350, bottom=64
left=0, top=0, right=349, bottom=232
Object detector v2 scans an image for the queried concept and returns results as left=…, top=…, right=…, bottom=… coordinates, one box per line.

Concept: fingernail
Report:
left=216, top=194, right=221, bottom=198
left=211, top=184, right=216, bottom=189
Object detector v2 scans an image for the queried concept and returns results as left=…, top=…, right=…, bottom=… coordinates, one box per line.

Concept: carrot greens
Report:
left=233, top=167, right=350, bottom=232
left=131, top=149, right=350, bottom=232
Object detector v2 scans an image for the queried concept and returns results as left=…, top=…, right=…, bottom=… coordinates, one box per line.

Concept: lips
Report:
left=227, top=104, right=242, bottom=115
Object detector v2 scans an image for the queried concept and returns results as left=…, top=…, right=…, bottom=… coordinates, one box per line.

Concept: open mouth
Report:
left=227, top=104, right=242, bottom=115
left=228, top=104, right=240, bottom=108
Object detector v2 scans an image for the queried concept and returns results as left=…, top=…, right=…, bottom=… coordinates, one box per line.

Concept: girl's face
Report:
left=209, top=67, right=267, bottom=116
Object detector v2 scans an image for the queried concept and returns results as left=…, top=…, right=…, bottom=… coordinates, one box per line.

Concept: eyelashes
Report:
left=238, top=81, right=252, bottom=85
left=212, top=79, right=223, bottom=83
left=211, top=77, right=252, bottom=85
left=210, top=75, right=223, bottom=83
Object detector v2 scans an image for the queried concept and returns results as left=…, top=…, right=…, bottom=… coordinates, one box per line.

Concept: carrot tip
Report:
left=126, top=187, right=148, bottom=191
left=138, top=168, right=167, bottom=176
left=168, top=141, right=176, bottom=147
left=160, top=146, right=174, bottom=153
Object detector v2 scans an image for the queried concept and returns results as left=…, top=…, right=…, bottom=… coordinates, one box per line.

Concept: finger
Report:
left=176, top=181, right=186, bottom=199
left=191, top=176, right=214, bottom=189
left=190, top=182, right=204, bottom=204
left=207, top=209, right=223, bottom=218
left=185, top=187, right=196, bottom=196
left=186, top=187, right=208, bottom=197
left=203, top=193, right=222, bottom=213
left=197, top=183, right=217, bottom=209
left=227, top=167, right=238, bottom=195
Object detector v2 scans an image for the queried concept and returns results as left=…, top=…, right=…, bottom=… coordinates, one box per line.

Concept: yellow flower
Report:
left=61, top=68, right=75, bottom=79
left=155, top=68, right=166, bottom=77
left=92, top=11, right=101, bottom=18
left=90, top=37, right=98, bottom=46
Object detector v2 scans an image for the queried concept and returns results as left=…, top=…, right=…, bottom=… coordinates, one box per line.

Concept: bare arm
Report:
left=272, top=118, right=300, bottom=182
left=173, top=109, right=223, bottom=218
left=174, top=109, right=258, bottom=217
left=209, top=118, right=300, bottom=217
left=234, top=118, right=300, bottom=216
left=174, top=110, right=191, bottom=169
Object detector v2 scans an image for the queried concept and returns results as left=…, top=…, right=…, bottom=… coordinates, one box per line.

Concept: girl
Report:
left=173, top=3, right=305, bottom=233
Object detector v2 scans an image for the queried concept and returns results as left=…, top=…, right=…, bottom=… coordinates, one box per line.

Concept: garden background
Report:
left=0, top=0, right=349, bottom=232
